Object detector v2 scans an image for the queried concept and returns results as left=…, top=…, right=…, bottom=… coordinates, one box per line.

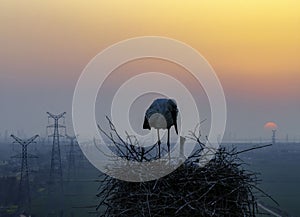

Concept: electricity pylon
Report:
left=46, top=112, right=66, bottom=217
left=4, top=130, right=8, bottom=142
left=11, top=134, right=39, bottom=214
left=272, top=130, right=276, bottom=145
left=66, top=134, right=77, bottom=181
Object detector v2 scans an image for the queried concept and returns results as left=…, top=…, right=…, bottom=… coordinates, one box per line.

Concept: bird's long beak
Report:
left=143, top=116, right=151, bottom=130
left=174, top=122, right=178, bottom=135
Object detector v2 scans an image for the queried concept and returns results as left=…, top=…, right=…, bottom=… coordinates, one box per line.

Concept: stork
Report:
left=143, top=98, right=178, bottom=158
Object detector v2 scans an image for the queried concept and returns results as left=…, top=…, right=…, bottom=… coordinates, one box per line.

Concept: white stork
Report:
left=143, top=98, right=178, bottom=157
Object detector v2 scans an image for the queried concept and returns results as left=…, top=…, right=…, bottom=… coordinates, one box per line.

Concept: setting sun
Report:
left=264, top=122, right=278, bottom=130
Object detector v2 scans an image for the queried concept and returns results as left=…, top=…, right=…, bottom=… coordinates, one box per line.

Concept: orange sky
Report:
left=1, top=1, right=299, bottom=82
left=0, top=1, right=299, bottom=137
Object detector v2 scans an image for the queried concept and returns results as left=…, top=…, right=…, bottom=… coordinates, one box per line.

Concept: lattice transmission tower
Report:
left=66, top=134, right=77, bottom=181
left=272, top=129, right=276, bottom=145
left=11, top=134, right=39, bottom=213
left=46, top=112, right=66, bottom=217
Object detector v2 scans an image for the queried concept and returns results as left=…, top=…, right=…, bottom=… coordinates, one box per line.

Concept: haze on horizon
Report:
left=0, top=1, right=299, bottom=140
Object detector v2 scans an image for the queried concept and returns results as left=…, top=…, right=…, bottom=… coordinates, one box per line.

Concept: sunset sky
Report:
left=0, top=1, right=299, bottom=140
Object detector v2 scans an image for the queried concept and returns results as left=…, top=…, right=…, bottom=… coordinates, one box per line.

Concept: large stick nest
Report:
left=95, top=119, right=274, bottom=217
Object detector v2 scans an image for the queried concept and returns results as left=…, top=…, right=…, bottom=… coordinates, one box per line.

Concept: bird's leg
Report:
left=157, top=129, right=161, bottom=158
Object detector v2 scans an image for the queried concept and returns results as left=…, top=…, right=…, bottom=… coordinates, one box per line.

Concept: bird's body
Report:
left=144, top=98, right=178, bottom=130
left=143, top=98, right=178, bottom=157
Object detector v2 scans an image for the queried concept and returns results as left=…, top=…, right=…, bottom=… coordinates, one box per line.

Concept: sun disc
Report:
left=264, top=122, right=278, bottom=130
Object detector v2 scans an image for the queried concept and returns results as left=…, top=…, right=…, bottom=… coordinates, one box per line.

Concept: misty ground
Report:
left=0, top=141, right=299, bottom=216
